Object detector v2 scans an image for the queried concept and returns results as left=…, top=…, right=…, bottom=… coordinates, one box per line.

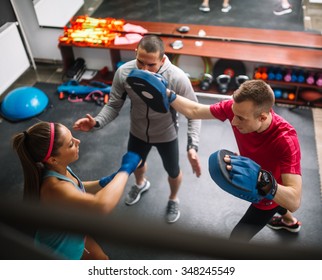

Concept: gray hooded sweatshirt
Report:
left=95, top=55, right=201, bottom=149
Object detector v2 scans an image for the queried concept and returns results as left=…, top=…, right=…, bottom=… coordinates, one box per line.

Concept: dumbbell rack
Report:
left=254, top=66, right=322, bottom=108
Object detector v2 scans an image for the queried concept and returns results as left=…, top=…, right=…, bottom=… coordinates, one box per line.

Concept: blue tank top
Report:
left=34, top=166, right=86, bottom=260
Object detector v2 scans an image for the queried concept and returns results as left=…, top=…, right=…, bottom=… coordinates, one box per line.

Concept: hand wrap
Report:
left=99, top=172, right=117, bottom=187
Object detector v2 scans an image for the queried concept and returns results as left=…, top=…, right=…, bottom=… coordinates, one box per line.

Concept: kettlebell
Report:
left=199, top=73, right=213, bottom=91
left=235, top=75, right=249, bottom=86
left=216, top=74, right=231, bottom=93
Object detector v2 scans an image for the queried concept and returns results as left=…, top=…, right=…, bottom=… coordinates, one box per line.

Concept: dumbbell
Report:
left=254, top=67, right=267, bottom=80
left=291, top=70, right=298, bottom=83
left=254, top=67, right=262, bottom=79
left=282, top=91, right=289, bottom=99
left=267, top=67, right=276, bottom=80
left=297, top=70, right=305, bottom=83
left=316, top=73, right=322, bottom=87
left=306, top=72, right=315, bottom=85
left=288, top=92, right=296, bottom=101
left=261, top=67, right=268, bottom=80
left=275, top=68, right=283, bottom=81
left=284, top=70, right=292, bottom=82
left=274, top=89, right=282, bottom=99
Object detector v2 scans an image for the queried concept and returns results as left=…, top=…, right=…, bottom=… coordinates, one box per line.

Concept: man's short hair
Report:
left=233, top=80, right=275, bottom=116
left=137, top=35, right=165, bottom=59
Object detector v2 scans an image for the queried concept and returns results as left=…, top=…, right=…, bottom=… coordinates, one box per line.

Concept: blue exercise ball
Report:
left=0, top=86, right=49, bottom=121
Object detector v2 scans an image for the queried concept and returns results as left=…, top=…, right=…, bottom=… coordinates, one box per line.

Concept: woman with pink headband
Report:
left=12, top=121, right=141, bottom=260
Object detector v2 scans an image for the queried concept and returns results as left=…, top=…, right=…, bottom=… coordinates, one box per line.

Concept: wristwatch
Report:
left=257, top=170, right=278, bottom=199
left=94, top=121, right=100, bottom=128
left=257, top=171, right=270, bottom=193
left=187, top=144, right=198, bottom=152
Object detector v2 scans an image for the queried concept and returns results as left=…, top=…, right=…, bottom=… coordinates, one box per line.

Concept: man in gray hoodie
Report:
left=73, top=35, right=201, bottom=223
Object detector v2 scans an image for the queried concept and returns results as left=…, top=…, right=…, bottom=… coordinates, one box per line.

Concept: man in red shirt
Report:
left=167, top=79, right=302, bottom=242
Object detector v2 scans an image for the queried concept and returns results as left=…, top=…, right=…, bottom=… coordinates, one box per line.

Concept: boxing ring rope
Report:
left=1, top=200, right=321, bottom=260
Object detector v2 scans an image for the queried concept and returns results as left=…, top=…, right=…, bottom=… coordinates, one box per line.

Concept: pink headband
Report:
left=43, top=122, right=55, bottom=162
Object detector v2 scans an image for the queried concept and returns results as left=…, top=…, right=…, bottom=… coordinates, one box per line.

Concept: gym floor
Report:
left=0, top=0, right=322, bottom=260
left=87, top=0, right=322, bottom=33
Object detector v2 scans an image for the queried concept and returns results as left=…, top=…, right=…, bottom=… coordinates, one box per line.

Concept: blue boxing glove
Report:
left=99, top=152, right=141, bottom=187
left=99, top=172, right=117, bottom=187
left=127, top=69, right=170, bottom=113
left=208, top=149, right=278, bottom=203
left=118, top=151, right=141, bottom=175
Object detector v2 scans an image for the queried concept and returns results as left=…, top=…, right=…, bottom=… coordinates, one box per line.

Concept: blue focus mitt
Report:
left=126, top=69, right=170, bottom=113
left=208, top=149, right=277, bottom=203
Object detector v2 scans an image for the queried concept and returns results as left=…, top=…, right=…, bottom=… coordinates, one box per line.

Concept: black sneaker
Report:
left=273, top=5, right=292, bottom=16
left=267, top=216, right=301, bottom=233
left=199, top=5, right=210, bottom=12
left=125, top=180, right=150, bottom=205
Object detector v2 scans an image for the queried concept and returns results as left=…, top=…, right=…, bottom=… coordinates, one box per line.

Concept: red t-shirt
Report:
left=210, top=99, right=301, bottom=210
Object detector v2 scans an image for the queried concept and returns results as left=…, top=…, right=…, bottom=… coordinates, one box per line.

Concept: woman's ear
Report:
left=46, top=156, right=57, bottom=165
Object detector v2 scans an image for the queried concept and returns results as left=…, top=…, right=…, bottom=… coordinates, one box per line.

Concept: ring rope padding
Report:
left=171, top=55, right=212, bottom=86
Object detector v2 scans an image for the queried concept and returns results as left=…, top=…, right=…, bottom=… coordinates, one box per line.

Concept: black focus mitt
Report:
left=127, top=69, right=171, bottom=113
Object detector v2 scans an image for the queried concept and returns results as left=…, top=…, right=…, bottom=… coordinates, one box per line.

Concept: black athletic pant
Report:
left=127, top=133, right=180, bottom=179
left=229, top=205, right=287, bottom=242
